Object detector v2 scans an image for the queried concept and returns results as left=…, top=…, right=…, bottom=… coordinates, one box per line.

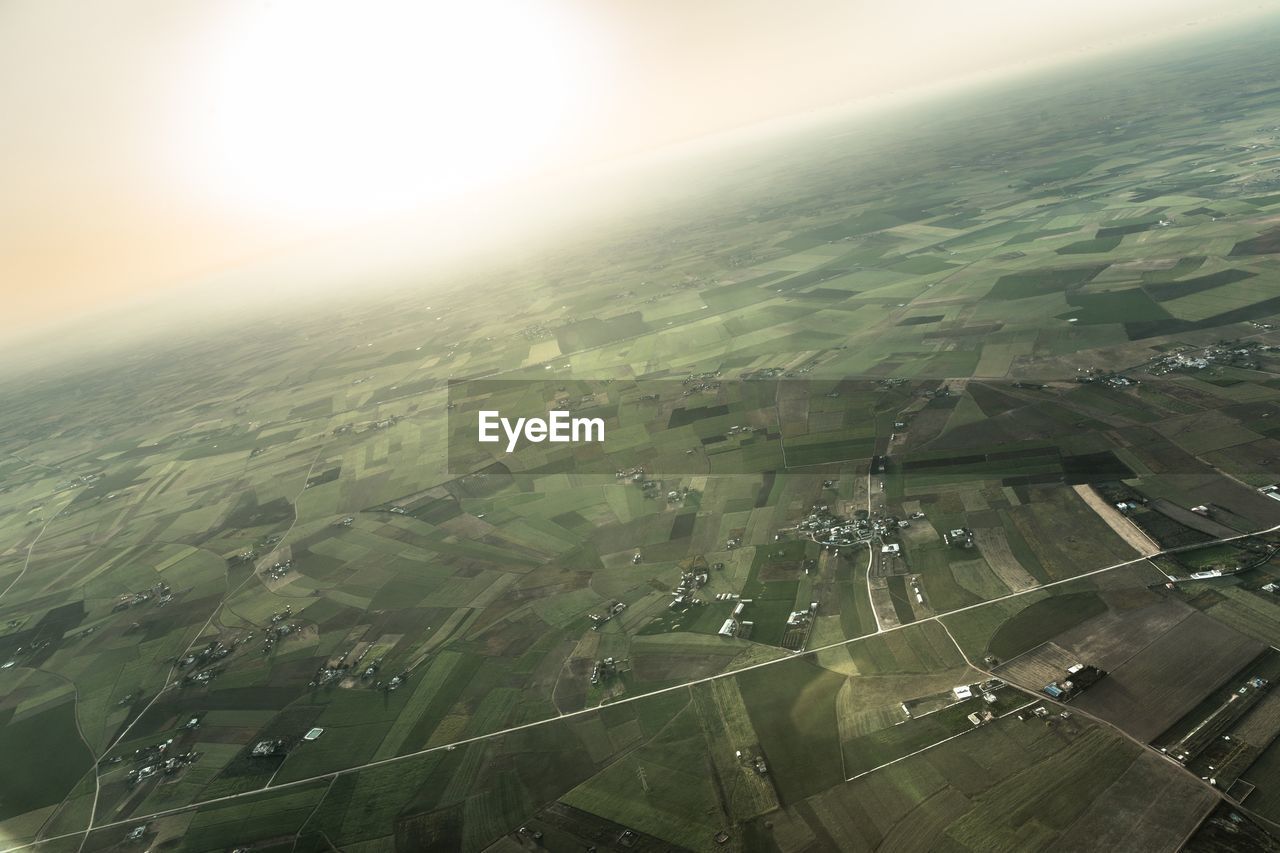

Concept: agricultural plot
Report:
left=1069, top=611, right=1263, bottom=744
left=748, top=708, right=1214, bottom=853
left=996, top=600, right=1267, bottom=744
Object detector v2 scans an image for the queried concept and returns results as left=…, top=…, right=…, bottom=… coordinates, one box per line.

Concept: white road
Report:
left=8, top=519, right=1277, bottom=852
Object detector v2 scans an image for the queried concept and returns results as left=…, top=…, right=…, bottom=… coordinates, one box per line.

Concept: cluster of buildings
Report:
left=616, top=466, right=684, bottom=504
left=1019, top=706, right=1056, bottom=721
left=669, top=569, right=710, bottom=610
left=719, top=599, right=755, bottom=639
left=1157, top=353, right=1211, bottom=372
left=312, top=641, right=402, bottom=689
left=909, top=577, right=925, bottom=605
left=635, top=479, right=667, bottom=502
left=733, top=748, right=768, bottom=776
left=681, top=379, right=722, bottom=396
left=951, top=681, right=1002, bottom=702
left=54, top=471, right=100, bottom=493
left=112, top=582, right=171, bottom=613
left=900, top=681, right=1006, bottom=727
left=250, top=739, right=287, bottom=758
left=551, top=391, right=603, bottom=414
left=589, top=600, right=627, bottom=630
left=261, top=607, right=301, bottom=655
left=1074, top=368, right=1137, bottom=388
left=125, top=738, right=200, bottom=785
left=787, top=502, right=922, bottom=553
left=177, top=636, right=254, bottom=688
left=786, top=602, right=818, bottom=627
left=181, top=667, right=220, bottom=688
left=1149, top=341, right=1271, bottom=376
left=178, top=638, right=236, bottom=671
left=685, top=370, right=721, bottom=384
left=1041, top=662, right=1106, bottom=701
left=966, top=708, right=998, bottom=726
left=787, top=503, right=871, bottom=549
left=332, top=414, right=401, bottom=437
left=262, top=557, right=293, bottom=581
left=590, top=657, right=618, bottom=686
left=519, top=322, right=553, bottom=341
left=740, top=367, right=786, bottom=381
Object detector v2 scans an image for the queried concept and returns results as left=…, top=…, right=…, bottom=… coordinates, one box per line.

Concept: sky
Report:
left=0, top=0, right=1270, bottom=343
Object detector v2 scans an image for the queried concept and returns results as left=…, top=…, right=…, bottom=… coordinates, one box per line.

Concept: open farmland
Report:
left=1070, top=612, right=1264, bottom=742
left=747, top=706, right=1216, bottom=853
left=6, top=13, right=1280, bottom=853
left=997, top=605, right=1266, bottom=743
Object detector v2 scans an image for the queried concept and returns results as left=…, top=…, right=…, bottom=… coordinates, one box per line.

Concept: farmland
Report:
left=4, top=12, right=1280, bottom=853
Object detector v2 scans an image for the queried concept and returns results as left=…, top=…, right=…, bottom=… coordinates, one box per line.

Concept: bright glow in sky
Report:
left=180, top=1, right=595, bottom=224
left=0, top=0, right=1269, bottom=343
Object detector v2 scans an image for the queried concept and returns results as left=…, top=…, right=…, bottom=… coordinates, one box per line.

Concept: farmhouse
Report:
left=251, top=739, right=287, bottom=757
left=1042, top=663, right=1107, bottom=701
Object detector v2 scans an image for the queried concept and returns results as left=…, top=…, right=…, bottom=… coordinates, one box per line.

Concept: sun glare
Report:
left=179, top=0, right=591, bottom=226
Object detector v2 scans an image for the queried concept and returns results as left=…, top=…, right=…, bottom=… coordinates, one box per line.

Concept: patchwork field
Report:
left=5, top=14, right=1280, bottom=853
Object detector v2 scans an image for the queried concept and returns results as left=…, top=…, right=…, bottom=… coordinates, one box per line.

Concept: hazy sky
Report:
left=0, top=0, right=1268, bottom=339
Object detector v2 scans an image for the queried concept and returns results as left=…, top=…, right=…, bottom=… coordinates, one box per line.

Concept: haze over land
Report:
left=0, top=0, right=1270, bottom=358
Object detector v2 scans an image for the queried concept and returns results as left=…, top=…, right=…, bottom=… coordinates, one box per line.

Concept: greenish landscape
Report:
left=6, top=14, right=1280, bottom=853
